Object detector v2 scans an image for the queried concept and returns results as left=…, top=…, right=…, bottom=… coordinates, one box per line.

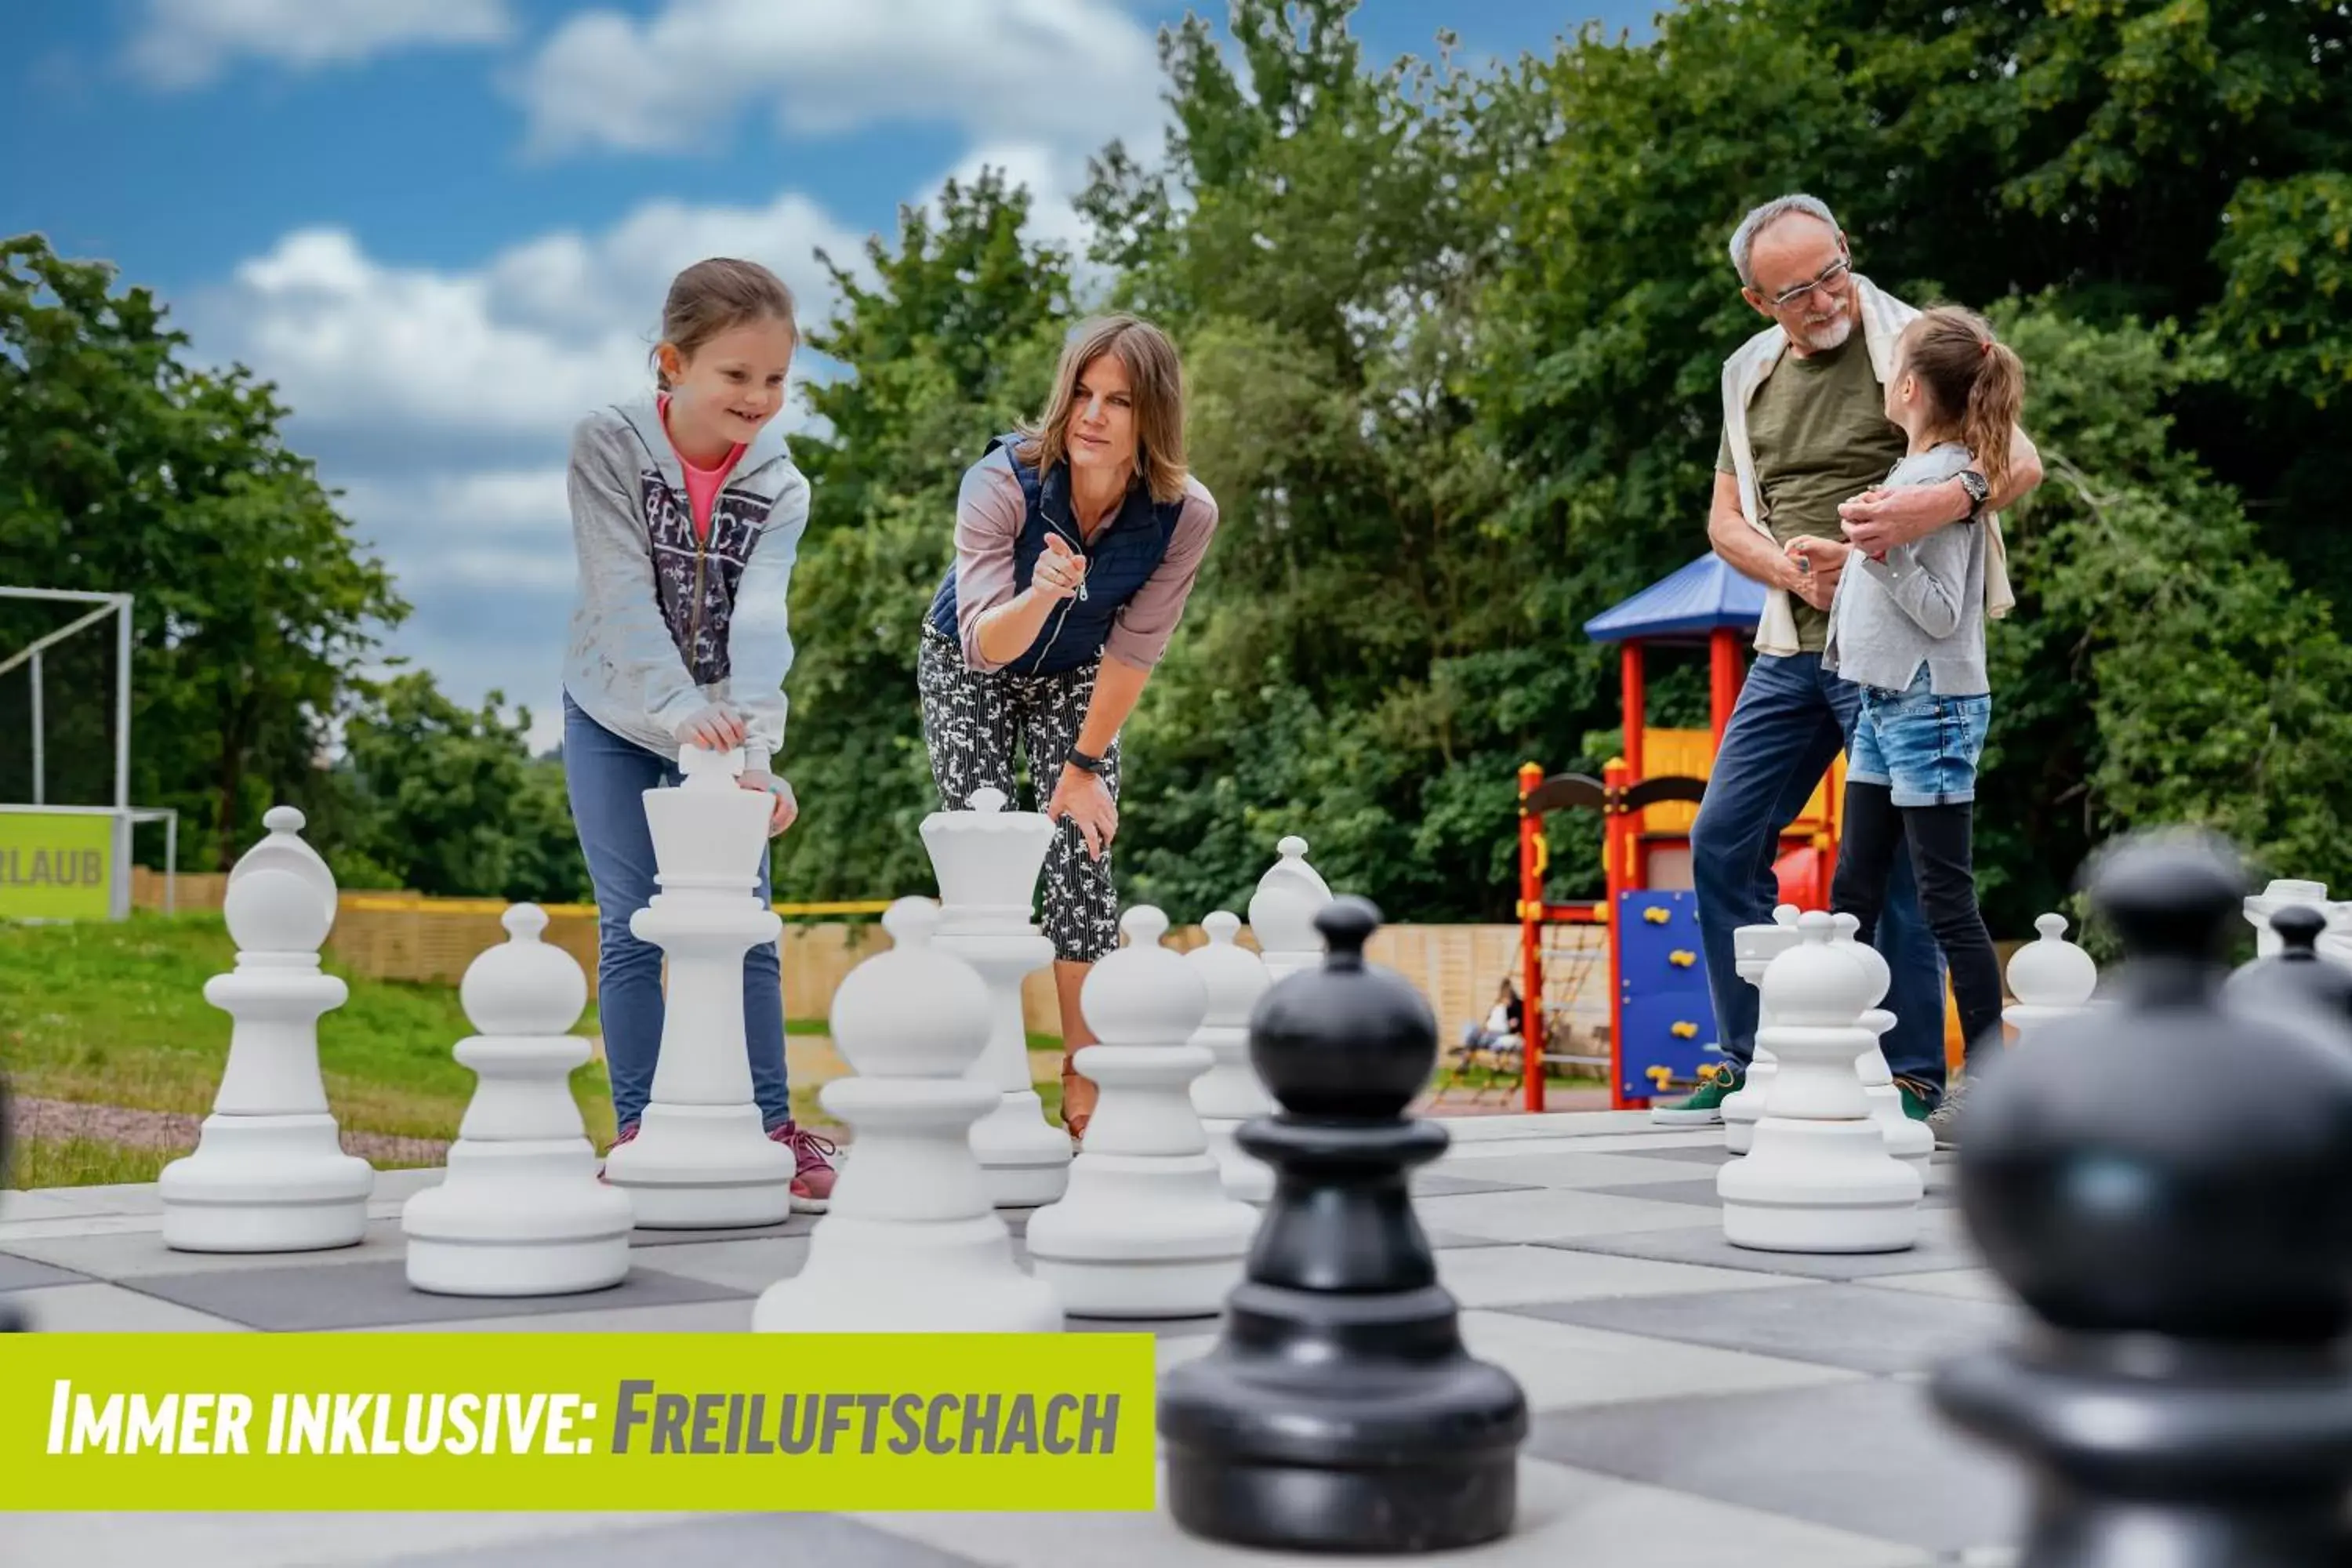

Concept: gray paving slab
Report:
left=123, top=1258, right=750, bottom=1330
left=1525, top=1377, right=2026, bottom=1556
left=1541, top=1207, right=1983, bottom=1281
left=1502, top=1282, right=2028, bottom=1375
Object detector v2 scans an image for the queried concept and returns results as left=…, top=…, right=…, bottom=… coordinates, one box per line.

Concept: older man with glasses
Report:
left=1656, top=194, right=2043, bottom=1147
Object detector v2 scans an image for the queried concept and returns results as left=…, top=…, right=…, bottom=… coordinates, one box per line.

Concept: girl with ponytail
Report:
left=1807, top=305, right=2024, bottom=1142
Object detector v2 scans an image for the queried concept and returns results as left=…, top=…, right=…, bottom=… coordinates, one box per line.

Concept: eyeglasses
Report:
left=1765, top=256, right=1851, bottom=310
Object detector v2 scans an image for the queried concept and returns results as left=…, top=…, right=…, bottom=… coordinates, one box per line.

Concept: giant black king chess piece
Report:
left=1158, top=897, right=1527, bottom=1553
left=1932, top=830, right=2352, bottom=1567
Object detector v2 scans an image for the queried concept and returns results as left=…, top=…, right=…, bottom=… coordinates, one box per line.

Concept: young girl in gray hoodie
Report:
left=559, top=256, right=836, bottom=1210
left=1809, top=305, right=2026, bottom=1144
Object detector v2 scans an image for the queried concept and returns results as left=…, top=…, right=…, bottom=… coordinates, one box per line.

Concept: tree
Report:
left=0, top=234, right=406, bottom=869
left=777, top=172, right=1078, bottom=901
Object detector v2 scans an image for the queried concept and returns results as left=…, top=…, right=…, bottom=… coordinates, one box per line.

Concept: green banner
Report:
left=0, top=811, right=113, bottom=920
left=0, top=1333, right=1159, bottom=1512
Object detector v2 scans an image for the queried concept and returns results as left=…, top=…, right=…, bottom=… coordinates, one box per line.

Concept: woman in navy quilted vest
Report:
left=918, top=314, right=1221, bottom=1147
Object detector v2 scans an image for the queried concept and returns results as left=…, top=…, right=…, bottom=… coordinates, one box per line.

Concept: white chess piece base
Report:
left=1854, top=1042, right=1933, bottom=1169
left=1719, top=1120, right=1924, bottom=1252
left=1719, top=1054, right=1775, bottom=1153
left=403, top=1142, right=634, bottom=1296
left=1023, top=1148, right=1258, bottom=1319
left=1200, top=1120, right=1274, bottom=1203
left=158, top=1116, right=373, bottom=1253
left=969, top=1091, right=1073, bottom=1207
left=753, top=1077, right=1059, bottom=1332
left=601, top=1103, right=796, bottom=1228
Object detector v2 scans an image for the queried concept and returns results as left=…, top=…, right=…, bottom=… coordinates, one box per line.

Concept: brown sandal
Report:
left=1061, top=1054, right=1097, bottom=1148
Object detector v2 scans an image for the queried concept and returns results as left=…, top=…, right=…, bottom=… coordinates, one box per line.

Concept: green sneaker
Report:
left=1894, top=1078, right=1936, bottom=1123
left=1650, top=1065, right=1744, bottom=1125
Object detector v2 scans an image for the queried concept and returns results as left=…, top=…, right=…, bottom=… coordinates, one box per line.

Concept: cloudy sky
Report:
left=6, top=0, right=1642, bottom=753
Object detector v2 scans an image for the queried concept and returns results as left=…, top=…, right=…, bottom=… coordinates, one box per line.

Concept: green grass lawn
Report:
left=2, top=910, right=1069, bottom=1189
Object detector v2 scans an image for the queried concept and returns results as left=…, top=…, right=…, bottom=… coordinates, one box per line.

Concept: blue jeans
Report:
left=561, top=693, right=793, bottom=1134
left=1689, top=653, right=1949, bottom=1092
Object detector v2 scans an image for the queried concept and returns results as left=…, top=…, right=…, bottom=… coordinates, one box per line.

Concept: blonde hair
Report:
left=1898, top=306, right=2024, bottom=494
left=1015, top=314, right=1189, bottom=505
left=652, top=258, right=797, bottom=390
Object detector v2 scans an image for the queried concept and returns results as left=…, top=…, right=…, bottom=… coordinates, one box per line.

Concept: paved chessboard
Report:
left=0, top=1112, right=2029, bottom=1568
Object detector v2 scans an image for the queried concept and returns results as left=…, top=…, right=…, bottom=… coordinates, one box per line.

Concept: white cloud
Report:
left=514, top=0, right=1166, bottom=164
left=128, top=0, right=514, bottom=89
left=198, top=188, right=865, bottom=439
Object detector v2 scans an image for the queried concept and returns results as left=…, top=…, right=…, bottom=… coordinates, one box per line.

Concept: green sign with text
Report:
left=0, top=811, right=114, bottom=920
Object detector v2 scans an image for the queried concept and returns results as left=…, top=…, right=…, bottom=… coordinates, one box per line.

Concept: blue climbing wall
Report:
left=1616, top=890, right=1719, bottom=1101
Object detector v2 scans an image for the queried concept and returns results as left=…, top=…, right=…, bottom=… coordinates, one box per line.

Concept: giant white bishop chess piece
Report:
left=159, top=807, right=375, bottom=1252
left=1186, top=912, right=1275, bottom=1203
left=1719, top=911, right=1922, bottom=1252
left=919, top=786, right=1069, bottom=1208
left=1250, top=836, right=1333, bottom=982
left=1718, top=904, right=1799, bottom=1151
left=1831, top=914, right=1933, bottom=1172
left=600, top=745, right=797, bottom=1227
left=403, top=905, right=635, bottom=1296
left=753, top=898, right=1062, bottom=1333
left=1025, top=906, right=1258, bottom=1317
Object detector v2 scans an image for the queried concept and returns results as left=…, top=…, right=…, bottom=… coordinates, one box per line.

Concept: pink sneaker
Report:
left=772, top=1121, right=840, bottom=1213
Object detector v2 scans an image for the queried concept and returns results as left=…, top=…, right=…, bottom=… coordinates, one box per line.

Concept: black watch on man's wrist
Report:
left=1066, top=746, right=1107, bottom=777
left=1956, top=468, right=1991, bottom=519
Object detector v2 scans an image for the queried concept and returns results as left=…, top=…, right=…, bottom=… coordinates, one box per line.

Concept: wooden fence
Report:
left=130, top=875, right=1543, bottom=1041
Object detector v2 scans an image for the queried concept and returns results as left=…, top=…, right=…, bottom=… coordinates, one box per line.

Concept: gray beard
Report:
left=1796, top=311, right=1854, bottom=352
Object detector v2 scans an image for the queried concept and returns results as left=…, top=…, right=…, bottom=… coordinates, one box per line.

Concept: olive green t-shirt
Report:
left=1715, top=336, right=1909, bottom=652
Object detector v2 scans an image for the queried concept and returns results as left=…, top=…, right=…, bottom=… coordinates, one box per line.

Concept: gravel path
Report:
left=11, top=1096, right=452, bottom=1166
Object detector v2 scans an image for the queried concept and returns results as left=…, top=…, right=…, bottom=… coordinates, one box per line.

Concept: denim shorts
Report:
left=1846, top=667, right=1991, bottom=807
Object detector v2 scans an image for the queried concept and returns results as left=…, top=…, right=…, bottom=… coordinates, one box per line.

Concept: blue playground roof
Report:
left=1582, top=554, right=1765, bottom=644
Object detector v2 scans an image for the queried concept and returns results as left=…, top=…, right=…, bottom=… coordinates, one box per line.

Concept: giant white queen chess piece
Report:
left=753, top=898, right=1062, bottom=1333
left=918, top=786, right=1069, bottom=1208
left=599, top=745, right=798, bottom=1227
left=159, top=807, right=375, bottom=1252
left=402, top=905, right=635, bottom=1296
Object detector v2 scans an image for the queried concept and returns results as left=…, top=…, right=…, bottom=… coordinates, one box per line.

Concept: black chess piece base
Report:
left=1936, top=1335, right=2352, bottom=1566
left=1159, top=1117, right=1526, bottom=1554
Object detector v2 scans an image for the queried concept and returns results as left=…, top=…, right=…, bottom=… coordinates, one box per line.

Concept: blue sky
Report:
left=5, top=1, right=1653, bottom=755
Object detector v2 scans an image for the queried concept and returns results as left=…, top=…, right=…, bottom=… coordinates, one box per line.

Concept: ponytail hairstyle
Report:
left=652, top=257, right=798, bottom=391
left=1896, top=306, right=2024, bottom=494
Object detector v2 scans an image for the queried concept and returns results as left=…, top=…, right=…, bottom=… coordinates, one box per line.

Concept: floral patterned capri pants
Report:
left=916, top=629, right=1121, bottom=964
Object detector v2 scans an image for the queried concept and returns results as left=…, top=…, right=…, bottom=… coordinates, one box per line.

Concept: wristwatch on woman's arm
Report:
left=1065, top=745, right=1108, bottom=777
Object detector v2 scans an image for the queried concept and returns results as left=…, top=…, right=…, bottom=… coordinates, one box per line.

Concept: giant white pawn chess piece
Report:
left=1025, top=906, right=1258, bottom=1318
left=601, top=745, right=797, bottom=1227
left=754, top=898, right=1061, bottom=1333
left=1250, top=836, right=1333, bottom=982
left=1719, top=912, right=1922, bottom=1252
left=920, top=786, right=1069, bottom=1208
left=1828, top=915, right=1933, bottom=1172
left=2247, top=879, right=2330, bottom=960
left=2003, top=913, right=2100, bottom=1044
left=1718, top=904, right=1799, bottom=1151
left=160, top=807, right=375, bottom=1253
left=403, top=905, right=634, bottom=1296
left=1186, top=912, right=1275, bottom=1203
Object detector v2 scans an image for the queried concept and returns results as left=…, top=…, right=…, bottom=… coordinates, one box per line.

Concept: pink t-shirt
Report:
left=658, top=394, right=745, bottom=543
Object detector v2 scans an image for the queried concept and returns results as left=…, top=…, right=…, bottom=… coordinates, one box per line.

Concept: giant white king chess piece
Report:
left=159, top=807, right=376, bottom=1252
left=919, top=786, right=1069, bottom=1207
left=599, top=745, right=797, bottom=1227
left=402, top=904, right=635, bottom=1296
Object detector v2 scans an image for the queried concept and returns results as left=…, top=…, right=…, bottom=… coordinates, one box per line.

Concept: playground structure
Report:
left=1511, top=556, right=1843, bottom=1112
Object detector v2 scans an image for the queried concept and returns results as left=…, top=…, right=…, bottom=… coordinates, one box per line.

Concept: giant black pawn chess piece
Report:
left=1158, top=897, right=1527, bottom=1554
left=2226, top=903, right=2352, bottom=1033
left=1932, top=831, right=2352, bottom=1567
